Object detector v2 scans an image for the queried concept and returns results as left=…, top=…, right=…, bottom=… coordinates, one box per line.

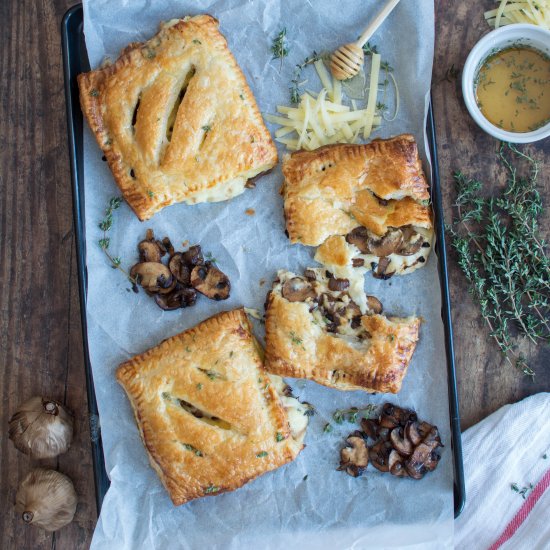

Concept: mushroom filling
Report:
left=130, top=230, right=230, bottom=310
left=279, top=269, right=383, bottom=341
left=345, top=225, right=432, bottom=279
left=337, top=402, right=443, bottom=480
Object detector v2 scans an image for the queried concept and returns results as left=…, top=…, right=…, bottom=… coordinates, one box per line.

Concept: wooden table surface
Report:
left=1, top=1, right=548, bottom=548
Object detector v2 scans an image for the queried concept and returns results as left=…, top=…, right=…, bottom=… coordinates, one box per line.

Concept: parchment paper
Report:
left=81, top=1, right=453, bottom=548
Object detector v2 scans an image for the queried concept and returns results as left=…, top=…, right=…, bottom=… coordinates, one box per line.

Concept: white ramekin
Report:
left=462, top=24, right=550, bottom=143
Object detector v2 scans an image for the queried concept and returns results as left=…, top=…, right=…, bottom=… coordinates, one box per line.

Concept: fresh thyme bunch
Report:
left=448, top=143, right=549, bottom=377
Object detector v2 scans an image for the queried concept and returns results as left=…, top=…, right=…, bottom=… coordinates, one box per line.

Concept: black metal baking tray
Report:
left=61, top=3, right=465, bottom=518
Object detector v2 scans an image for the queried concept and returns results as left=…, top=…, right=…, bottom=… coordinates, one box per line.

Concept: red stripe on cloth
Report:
left=488, top=468, right=550, bottom=550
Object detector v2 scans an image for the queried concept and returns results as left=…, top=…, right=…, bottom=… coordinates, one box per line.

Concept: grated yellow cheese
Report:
left=363, top=53, right=381, bottom=139
left=485, top=0, right=550, bottom=28
left=267, top=57, right=395, bottom=151
left=314, top=59, right=334, bottom=99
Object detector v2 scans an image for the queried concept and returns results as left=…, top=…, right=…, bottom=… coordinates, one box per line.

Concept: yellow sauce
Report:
left=475, top=46, right=550, bottom=133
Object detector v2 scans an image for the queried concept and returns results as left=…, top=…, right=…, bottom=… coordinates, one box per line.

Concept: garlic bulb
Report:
left=16, top=469, right=77, bottom=531
left=8, top=397, right=73, bottom=458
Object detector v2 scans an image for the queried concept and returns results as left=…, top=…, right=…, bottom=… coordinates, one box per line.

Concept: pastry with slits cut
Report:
left=117, top=308, right=308, bottom=505
left=78, top=15, right=277, bottom=221
left=282, top=136, right=434, bottom=280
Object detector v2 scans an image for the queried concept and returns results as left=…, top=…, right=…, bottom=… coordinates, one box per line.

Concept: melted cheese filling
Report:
left=183, top=164, right=270, bottom=205
left=268, top=374, right=308, bottom=442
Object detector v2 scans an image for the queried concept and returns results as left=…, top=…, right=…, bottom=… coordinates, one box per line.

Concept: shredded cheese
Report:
left=266, top=56, right=397, bottom=151
left=485, top=0, right=550, bottom=28
left=363, top=53, right=381, bottom=139
left=314, top=59, right=334, bottom=99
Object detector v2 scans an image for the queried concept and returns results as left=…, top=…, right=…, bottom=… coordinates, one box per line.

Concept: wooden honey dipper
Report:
left=330, top=0, right=401, bottom=81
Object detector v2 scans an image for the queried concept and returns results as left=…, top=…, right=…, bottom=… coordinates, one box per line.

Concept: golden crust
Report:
left=78, top=15, right=277, bottom=220
left=264, top=278, right=420, bottom=393
left=282, top=136, right=431, bottom=245
left=117, top=308, right=304, bottom=506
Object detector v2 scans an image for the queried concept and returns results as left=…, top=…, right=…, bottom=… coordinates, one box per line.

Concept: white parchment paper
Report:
left=81, top=1, right=453, bottom=548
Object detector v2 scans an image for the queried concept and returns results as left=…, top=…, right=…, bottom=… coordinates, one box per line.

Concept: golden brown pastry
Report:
left=264, top=269, right=421, bottom=393
left=281, top=136, right=433, bottom=279
left=78, top=15, right=277, bottom=220
left=117, top=308, right=308, bottom=506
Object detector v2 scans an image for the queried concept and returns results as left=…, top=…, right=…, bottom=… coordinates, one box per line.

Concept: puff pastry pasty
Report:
left=117, top=308, right=308, bottom=505
left=78, top=15, right=277, bottom=220
left=264, top=269, right=420, bottom=393
left=282, top=136, right=434, bottom=279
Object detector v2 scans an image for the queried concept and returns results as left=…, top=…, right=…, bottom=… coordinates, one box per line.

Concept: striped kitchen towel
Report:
left=455, top=392, right=550, bottom=550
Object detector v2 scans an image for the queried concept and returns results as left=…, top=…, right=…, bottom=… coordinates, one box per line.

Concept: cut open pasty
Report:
left=117, top=308, right=308, bottom=505
left=281, top=136, right=433, bottom=279
left=264, top=269, right=421, bottom=393
left=78, top=15, right=277, bottom=220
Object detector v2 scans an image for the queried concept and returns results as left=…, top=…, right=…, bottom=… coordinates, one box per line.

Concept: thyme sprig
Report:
left=98, top=197, right=137, bottom=289
left=362, top=42, right=378, bottom=55
left=289, top=51, right=323, bottom=104
left=271, top=28, right=289, bottom=72
left=332, top=404, right=377, bottom=425
left=448, top=143, right=549, bottom=377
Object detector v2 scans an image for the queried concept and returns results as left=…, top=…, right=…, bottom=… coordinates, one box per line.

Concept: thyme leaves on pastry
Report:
left=289, top=331, right=305, bottom=349
left=143, top=47, right=156, bottom=59
left=448, top=143, right=549, bottom=377
left=182, top=443, right=204, bottom=457
left=256, top=451, right=268, bottom=458
left=275, top=432, right=284, bottom=442
left=198, top=368, right=225, bottom=381
left=204, top=485, right=219, bottom=494
left=98, top=197, right=138, bottom=290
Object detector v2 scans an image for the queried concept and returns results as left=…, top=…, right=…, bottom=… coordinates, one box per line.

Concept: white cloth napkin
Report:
left=455, top=392, right=550, bottom=550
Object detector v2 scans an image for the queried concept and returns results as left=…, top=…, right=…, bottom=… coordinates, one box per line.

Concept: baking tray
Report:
left=61, top=3, right=465, bottom=519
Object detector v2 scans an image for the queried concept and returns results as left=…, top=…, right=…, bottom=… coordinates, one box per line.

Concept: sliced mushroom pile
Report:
left=130, top=229, right=230, bottom=311
left=338, top=403, right=443, bottom=480
left=345, top=225, right=430, bottom=279
left=279, top=270, right=382, bottom=338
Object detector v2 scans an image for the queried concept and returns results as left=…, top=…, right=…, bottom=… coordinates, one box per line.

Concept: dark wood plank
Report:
left=0, top=0, right=96, bottom=548
left=433, top=0, right=550, bottom=429
left=0, top=1, right=548, bottom=549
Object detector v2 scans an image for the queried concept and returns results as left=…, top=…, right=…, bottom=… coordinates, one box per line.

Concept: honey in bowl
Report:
left=475, top=46, right=550, bottom=133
